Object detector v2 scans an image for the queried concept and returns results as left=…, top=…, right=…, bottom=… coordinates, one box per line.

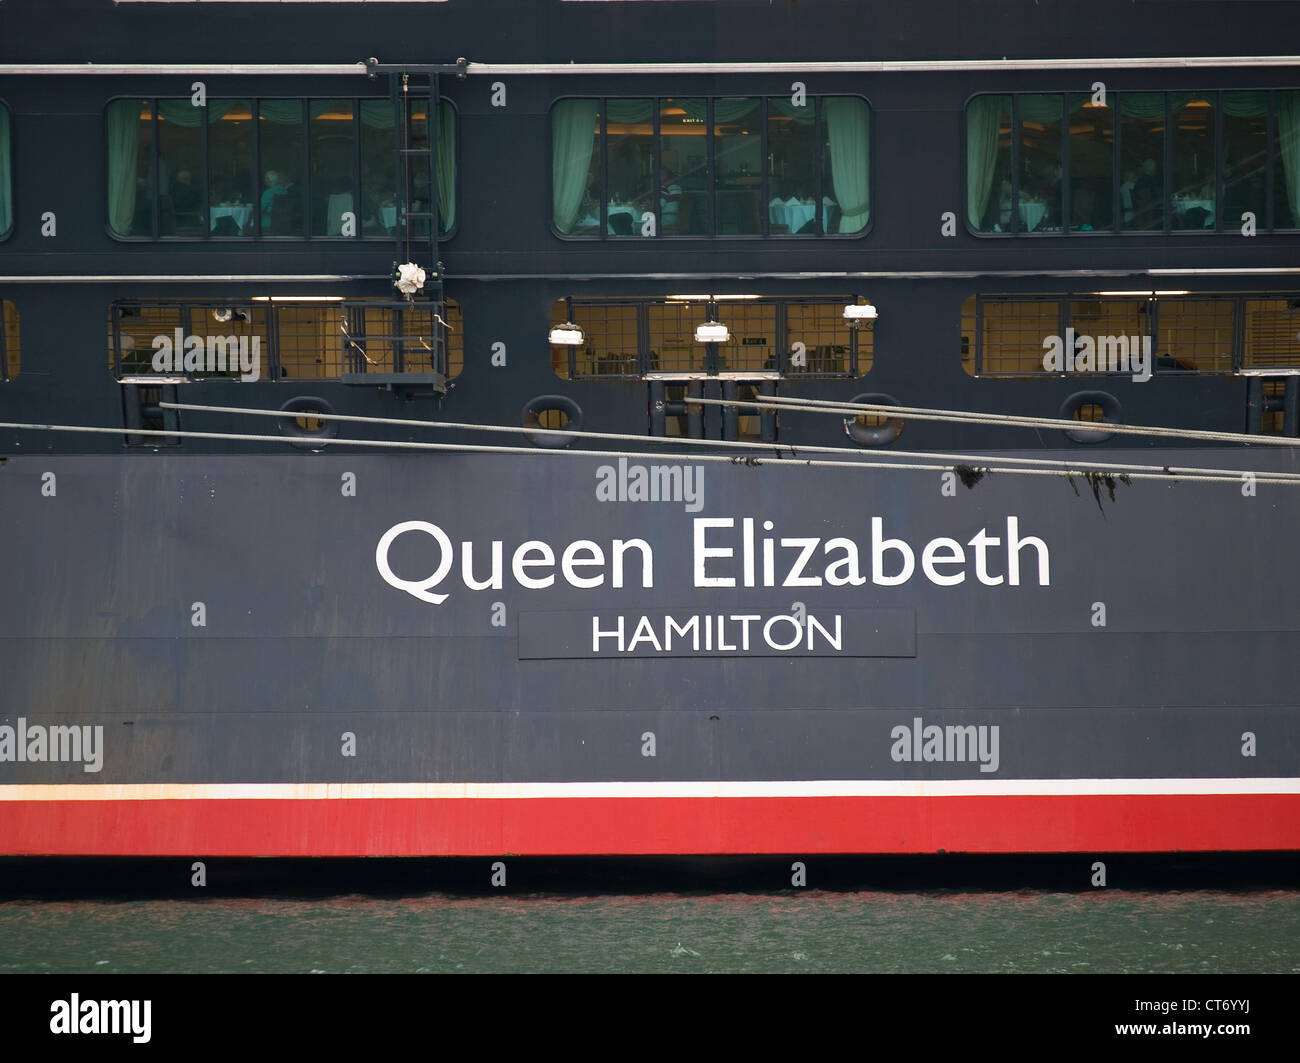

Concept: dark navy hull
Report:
left=2, top=0, right=1298, bottom=854
left=1, top=450, right=1296, bottom=854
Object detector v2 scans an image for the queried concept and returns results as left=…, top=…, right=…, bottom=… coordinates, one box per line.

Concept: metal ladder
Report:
left=389, top=69, right=442, bottom=294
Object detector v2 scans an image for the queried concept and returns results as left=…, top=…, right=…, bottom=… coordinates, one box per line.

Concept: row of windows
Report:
left=561, top=294, right=1300, bottom=379
left=961, top=294, right=1300, bottom=374
left=552, top=96, right=870, bottom=238
left=4, top=293, right=1299, bottom=384
left=550, top=296, right=872, bottom=376
left=107, top=97, right=455, bottom=239
left=109, top=298, right=463, bottom=379
left=2, top=90, right=1299, bottom=241
left=967, top=90, right=1300, bottom=234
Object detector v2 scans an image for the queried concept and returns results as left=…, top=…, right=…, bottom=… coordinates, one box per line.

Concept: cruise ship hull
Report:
left=1, top=451, right=1297, bottom=855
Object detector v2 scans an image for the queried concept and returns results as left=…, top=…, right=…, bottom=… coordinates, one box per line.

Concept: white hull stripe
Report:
left=0, top=780, right=1298, bottom=801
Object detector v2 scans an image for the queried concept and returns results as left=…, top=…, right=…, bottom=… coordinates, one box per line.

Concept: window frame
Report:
left=549, top=93, right=872, bottom=241
left=963, top=88, right=1298, bottom=237
left=104, top=94, right=458, bottom=242
left=0, top=299, right=16, bottom=381
left=550, top=295, right=872, bottom=378
left=0, top=99, right=12, bottom=241
left=107, top=296, right=459, bottom=382
left=965, top=292, right=1300, bottom=376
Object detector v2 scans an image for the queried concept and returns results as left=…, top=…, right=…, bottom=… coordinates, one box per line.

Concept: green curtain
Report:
left=1223, top=90, right=1268, bottom=118
left=606, top=98, right=653, bottom=124
left=105, top=98, right=143, bottom=236
left=966, top=95, right=1006, bottom=228
left=355, top=99, right=455, bottom=231
left=711, top=98, right=759, bottom=125
left=156, top=98, right=237, bottom=126
left=769, top=97, right=815, bottom=124
left=1117, top=92, right=1199, bottom=120
left=359, top=99, right=394, bottom=128
left=1018, top=94, right=1063, bottom=124
left=676, top=98, right=760, bottom=126
left=825, top=96, right=869, bottom=232
left=552, top=99, right=599, bottom=233
left=258, top=100, right=302, bottom=124
left=437, top=101, right=455, bottom=231
left=0, top=105, right=12, bottom=235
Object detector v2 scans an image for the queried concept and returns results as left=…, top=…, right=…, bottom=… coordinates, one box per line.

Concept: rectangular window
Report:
left=967, top=95, right=1011, bottom=232
left=105, top=99, right=154, bottom=238
left=660, top=98, right=707, bottom=235
left=109, top=298, right=456, bottom=384
left=1156, top=298, right=1235, bottom=372
left=1119, top=93, right=1165, bottom=231
left=766, top=97, right=816, bottom=233
left=976, top=298, right=1061, bottom=374
left=1, top=300, right=18, bottom=380
left=647, top=300, right=707, bottom=372
left=714, top=98, right=761, bottom=235
left=208, top=100, right=255, bottom=235
left=823, top=96, right=870, bottom=234
left=607, top=98, right=654, bottom=236
left=1244, top=298, right=1300, bottom=368
left=553, top=99, right=602, bottom=236
left=721, top=300, right=777, bottom=372
left=158, top=101, right=203, bottom=236
left=787, top=300, right=867, bottom=375
left=1018, top=94, right=1063, bottom=232
left=313, top=99, right=356, bottom=236
left=1170, top=93, right=1215, bottom=230
left=552, top=296, right=869, bottom=378
left=0, top=102, right=12, bottom=237
left=965, top=292, right=1300, bottom=376
left=1069, top=297, right=1146, bottom=342
left=550, top=301, right=640, bottom=378
left=553, top=95, right=869, bottom=238
left=1068, top=93, right=1113, bottom=231
left=108, top=96, right=454, bottom=239
left=970, top=89, right=1298, bottom=235
left=259, top=100, right=304, bottom=235
left=1223, top=91, right=1268, bottom=229
left=1275, top=90, right=1300, bottom=228
left=443, top=297, right=463, bottom=378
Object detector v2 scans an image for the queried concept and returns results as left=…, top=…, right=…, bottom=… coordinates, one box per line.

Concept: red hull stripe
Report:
left=1, top=793, right=1298, bottom=855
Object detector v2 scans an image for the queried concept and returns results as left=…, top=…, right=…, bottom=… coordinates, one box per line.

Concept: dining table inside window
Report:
left=209, top=204, right=253, bottom=234
left=769, top=198, right=832, bottom=233
left=1018, top=199, right=1048, bottom=232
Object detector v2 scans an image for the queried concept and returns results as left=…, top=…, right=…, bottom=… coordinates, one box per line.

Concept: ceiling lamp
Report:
left=694, top=321, right=729, bottom=343
left=843, top=302, right=877, bottom=324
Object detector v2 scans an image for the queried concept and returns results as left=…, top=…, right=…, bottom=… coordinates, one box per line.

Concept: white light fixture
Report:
left=548, top=322, right=586, bottom=346
left=1092, top=290, right=1190, bottom=297
left=694, top=321, right=729, bottom=343
left=252, top=296, right=346, bottom=303
left=843, top=302, right=878, bottom=323
left=212, top=307, right=233, bottom=322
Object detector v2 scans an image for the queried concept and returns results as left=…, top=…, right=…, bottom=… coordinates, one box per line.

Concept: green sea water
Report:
left=2, top=890, right=1297, bottom=974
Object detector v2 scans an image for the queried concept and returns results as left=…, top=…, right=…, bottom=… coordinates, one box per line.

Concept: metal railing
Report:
left=109, top=297, right=456, bottom=386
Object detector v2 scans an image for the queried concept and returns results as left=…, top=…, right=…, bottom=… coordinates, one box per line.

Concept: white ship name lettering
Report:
left=376, top=515, right=1049, bottom=605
